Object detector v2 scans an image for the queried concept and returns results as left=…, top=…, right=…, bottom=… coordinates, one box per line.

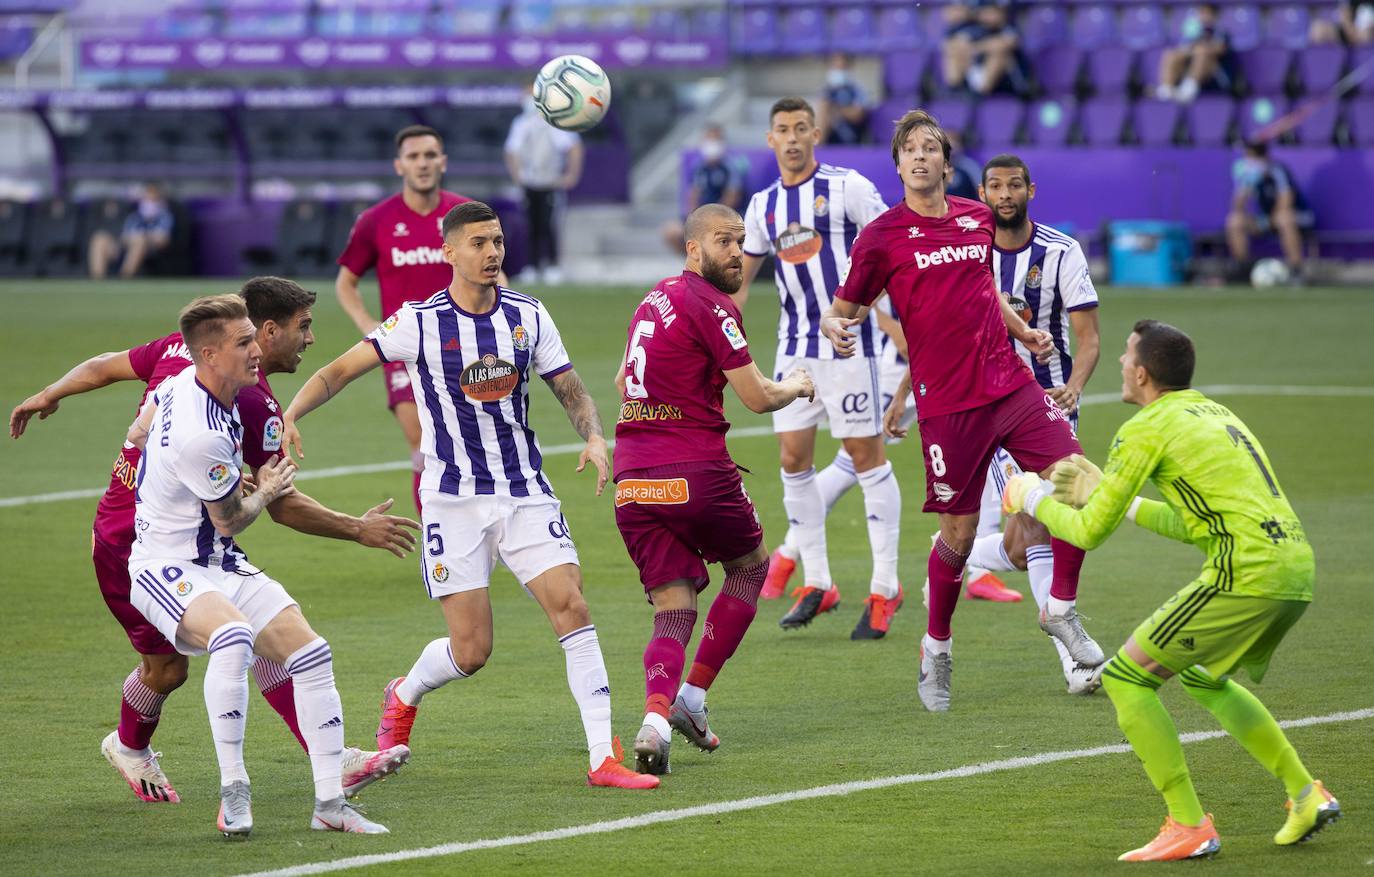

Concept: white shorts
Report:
left=772, top=352, right=882, bottom=438
left=129, top=559, right=296, bottom=656
left=419, top=491, right=579, bottom=598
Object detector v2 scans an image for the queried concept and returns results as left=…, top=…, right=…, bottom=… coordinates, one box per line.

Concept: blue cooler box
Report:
left=1108, top=221, right=1191, bottom=287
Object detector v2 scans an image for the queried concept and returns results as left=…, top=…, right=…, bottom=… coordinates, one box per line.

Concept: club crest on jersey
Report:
left=1025, top=264, right=1042, bottom=289
left=389, top=368, right=411, bottom=390
left=932, top=481, right=956, bottom=503
left=460, top=353, right=519, bottom=402
left=207, top=463, right=231, bottom=489
left=957, top=215, right=981, bottom=232
left=510, top=325, right=529, bottom=351
left=720, top=317, right=747, bottom=350
left=775, top=222, right=822, bottom=265
left=393, top=222, right=409, bottom=237
left=813, top=194, right=829, bottom=217
left=263, top=416, right=283, bottom=452
left=432, top=563, right=449, bottom=583
left=176, top=581, right=192, bottom=597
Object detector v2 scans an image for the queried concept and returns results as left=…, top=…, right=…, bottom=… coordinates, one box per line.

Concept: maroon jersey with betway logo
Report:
left=338, top=190, right=470, bottom=316
left=836, top=195, right=1034, bottom=420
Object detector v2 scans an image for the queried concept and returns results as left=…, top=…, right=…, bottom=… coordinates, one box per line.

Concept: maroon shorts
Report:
left=614, top=459, right=764, bottom=595
left=383, top=361, right=416, bottom=410
left=917, top=381, right=1082, bottom=516
left=93, top=531, right=175, bottom=655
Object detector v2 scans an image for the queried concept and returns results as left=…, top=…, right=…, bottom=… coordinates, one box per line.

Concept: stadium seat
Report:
left=873, top=97, right=915, bottom=132
left=1085, top=50, right=1136, bottom=97
left=689, top=6, right=727, bottom=39
left=924, top=98, right=974, bottom=138
left=141, top=200, right=196, bottom=278
left=0, top=200, right=29, bottom=276
left=243, top=199, right=333, bottom=277
left=1132, top=98, right=1182, bottom=145
left=61, top=113, right=129, bottom=165
left=1034, top=47, right=1083, bottom=97
left=1219, top=5, right=1263, bottom=52
left=432, top=0, right=504, bottom=36
left=730, top=8, right=778, bottom=55
left=1019, top=6, right=1069, bottom=54
left=327, top=197, right=373, bottom=259
left=1293, top=99, right=1340, bottom=144
left=646, top=7, right=687, bottom=35
left=27, top=198, right=83, bottom=277
left=163, top=111, right=232, bottom=163
left=509, top=0, right=554, bottom=34
left=1025, top=98, right=1076, bottom=146
left=1119, top=5, right=1166, bottom=51
left=1238, top=48, right=1292, bottom=95
left=1069, top=6, right=1117, bottom=51
left=1238, top=95, right=1289, bottom=141
left=874, top=6, right=922, bottom=53
left=974, top=96, right=1025, bottom=147
left=778, top=6, right=827, bottom=55
left=1078, top=97, right=1130, bottom=145
left=829, top=5, right=877, bottom=54
left=1354, top=46, right=1374, bottom=94
left=1264, top=5, right=1310, bottom=50
left=1186, top=94, right=1236, bottom=145
left=883, top=51, right=928, bottom=100
left=1349, top=96, right=1374, bottom=144
left=1297, top=45, right=1348, bottom=95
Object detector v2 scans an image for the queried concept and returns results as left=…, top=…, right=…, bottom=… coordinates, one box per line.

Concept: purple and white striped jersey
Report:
left=367, top=287, right=572, bottom=498
left=743, top=163, right=886, bottom=360
left=992, top=222, right=1098, bottom=390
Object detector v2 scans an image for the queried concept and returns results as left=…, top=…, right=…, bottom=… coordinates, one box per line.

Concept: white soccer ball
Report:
left=532, top=54, right=611, bottom=133
left=1249, top=257, right=1291, bottom=288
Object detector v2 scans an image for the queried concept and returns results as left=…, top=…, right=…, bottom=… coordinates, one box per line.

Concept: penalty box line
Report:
left=234, top=707, right=1373, bottom=877
left=4, top=383, right=1374, bottom=510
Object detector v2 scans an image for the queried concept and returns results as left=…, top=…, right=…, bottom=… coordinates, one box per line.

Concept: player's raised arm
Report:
left=9, top=349, right=139, bottom=438
left=545, top=368, right=609, bottom=496
left=724, top=361, right=815, bottom=414
left=282, top=340, right=384, bottom=459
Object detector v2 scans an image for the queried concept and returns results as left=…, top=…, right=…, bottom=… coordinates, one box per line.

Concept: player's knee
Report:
left=1178, top=666, right=1228, bottom=698
left=451, top=638, right=490, bottom=676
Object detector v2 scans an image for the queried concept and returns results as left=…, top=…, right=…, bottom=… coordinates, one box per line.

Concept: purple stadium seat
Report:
left=1026, top=98, right=1076, bottom=145
left=1078, top=97, right=1129, bottom=145
left=922, top=6, right=948, bottom=46
left=1349, top=96, right=1374, bottom=144
left=1020, top=6, right=1069, bottom=54
left=830, top=5, right=877, bottom=54
left=1119, top=5, right=1166, bottom=51
left=1035, top=47, right=1083, bottom=96
left=1297, top=45, right=1348, bottom=94
left=1164, top=6, right=1192, bottom=44
left=1264, top=5, right=1310, bottom=50
left=924, top=98, right=975, bottom=137
left=433, top=0, right=503, bottom=36
left=1086, top=50, right=1136, bottom=96
left=1133, top=98, right=1182, bottom=145
left=646, top=8, right=687, bottom=35
left=731, top=8, right=779, bottom=55
left=690, top=6, right=727, bottom=39
left=975, top=96, right=1025, bottom=146
left=1238, top=95, right=1289, bottom=140
left=1293, top=99, right=1340, bottom=144
left=1186, top=94, right=1236, bottom=145
left=778, top=6, right=827, bottom=54
left=875, top=6, right=922, bottom=53
left=1070, top=6, right=1117, bottom=50
left=874, top=97, right=917, bottom=133
left=1238, top=48, right=1292, bottom=95
left=1219, top=5, right=1263, bottom=52
left=884, top=51, right=929, bottom=99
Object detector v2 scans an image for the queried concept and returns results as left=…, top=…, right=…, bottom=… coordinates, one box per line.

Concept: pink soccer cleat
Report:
left=342, top=744, right=411, bottom=798
left=761, top=549, right=796, bottom=600
left=101, top=731, right=181, bottom=803
left=376, top=677, right=418, bottom=751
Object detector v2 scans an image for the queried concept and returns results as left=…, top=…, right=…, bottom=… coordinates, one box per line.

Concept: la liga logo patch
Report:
left=263, top=416, right=283, bottom=452
left=207, top=463, right=231, bottom=489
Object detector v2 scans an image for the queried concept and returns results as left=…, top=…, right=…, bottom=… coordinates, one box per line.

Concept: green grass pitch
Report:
left=0, top=279, right=1371, bottom=875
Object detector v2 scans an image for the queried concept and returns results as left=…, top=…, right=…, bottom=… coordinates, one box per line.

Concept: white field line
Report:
left=4, top=383, right=1372, bottom=510
left=234, top=706, right=1373, bottom=877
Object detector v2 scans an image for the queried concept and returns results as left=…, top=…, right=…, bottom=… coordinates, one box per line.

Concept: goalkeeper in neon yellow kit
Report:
left=1003, top=319, right=1340, bottom=863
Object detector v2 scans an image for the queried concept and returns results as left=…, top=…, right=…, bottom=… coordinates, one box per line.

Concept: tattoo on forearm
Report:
left=550, top=371, right=604, bottom=441
left=318, top=373, right=334, bottom=401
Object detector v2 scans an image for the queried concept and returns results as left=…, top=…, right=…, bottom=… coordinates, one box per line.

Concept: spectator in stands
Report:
left=88, top=184, right=173, bottom=279
left=504, top=87, right=584, bottom=285
left=944, top=130, right=984, bottom=200
left=1226, top=141, right=1313, bottom=281
left=1310, top=0, right=1374, bottom=45
left=1155, top=3, right=1236, bottom=103
left=942, top=1, right=1027, bottom=96
left=818, top=52, right=871, bottom=145
left=661, top=125, right=749, bottom=253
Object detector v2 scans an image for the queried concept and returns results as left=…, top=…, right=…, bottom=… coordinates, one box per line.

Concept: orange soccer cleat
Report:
left=376, top=677, right=418, bottom=751
left=779, top=584, right=841, bottom=629
left=1118, top=814, right=1220, bottom=862
left=851, top=586, right=904, bottom=640
left=964, top=571, right=1023, bottom=602
left=588, top=736, right=661, bottom=789
left=761, top=549, right=796, bottom=600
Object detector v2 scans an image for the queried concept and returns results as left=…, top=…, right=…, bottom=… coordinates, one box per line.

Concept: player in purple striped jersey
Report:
left=285, top=201, right=658, bottom=790
left=738, top=97, right=905, bottom=640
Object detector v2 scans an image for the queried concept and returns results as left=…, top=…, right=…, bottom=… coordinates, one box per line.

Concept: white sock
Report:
left=397, top=637, right=468, bottom=706
left=857, top=462, right=901, bottom=598
left=781, top=467, right=832, bottom=589
left=284, top=637, right=344, bottom=802
left=205, top=622, right=255, bottom=787
left=1025, top=543, right=1055, bottom=611
left=922, top=632, right=951, bottom=656
left=967, top=532, right=1016, bottom=574
left=1047, top=595, right=1076, bottom=617
left=677, top=681, right=706, bottom=713
left=781, top=451, right=858, bottom=555
left=559, top=625, right=613, bottom=768
left=1050, top=634, right=1075, bottom=670
left=641, top=711, right=671, bottom=738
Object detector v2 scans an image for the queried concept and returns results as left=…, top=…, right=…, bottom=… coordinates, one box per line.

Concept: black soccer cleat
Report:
left=778, top=585, right=841, bottom=630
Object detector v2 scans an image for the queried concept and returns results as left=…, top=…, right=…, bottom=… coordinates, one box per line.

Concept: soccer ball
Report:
left=532, top=54, right=611, bottom=133
left=1249, top=258, right=1291, bottom=288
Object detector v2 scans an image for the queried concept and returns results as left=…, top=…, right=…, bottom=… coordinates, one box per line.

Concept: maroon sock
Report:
left=118, top=667, right=167, bottom=751
left=253, top=657, right=307, bottom=752
left=412, top=470, right=423, bottom=515
left=926, top=536, right=968, bottom=641
left=643, top=608, right=696, bottom=719
left=686, top=560, right=766, bottom=690
left=1049, top=538, right=1086, bottom=601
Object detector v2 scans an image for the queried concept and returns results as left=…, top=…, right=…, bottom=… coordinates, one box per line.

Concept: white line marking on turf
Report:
left=4, top=383, right=1372, bottom=509
left=234, top=707, right=1372, bottom=877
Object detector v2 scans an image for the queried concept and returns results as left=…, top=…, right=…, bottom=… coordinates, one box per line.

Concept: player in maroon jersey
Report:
left=9, top=278, right=418, bottom=803
left=820, top=110, right=1102, bottom=712
left=613, top=204, right=815, bottom=774
left=336, top=124, right=504, bottom=513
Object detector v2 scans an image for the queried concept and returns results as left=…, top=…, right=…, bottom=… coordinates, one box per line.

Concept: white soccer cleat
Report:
left=342, top=744, right=411, bottom=798
left=1064, top=661, right=1104, bottom=695
left=1039, top=606, right=1105, bottom=666
left=669, top=696, right=720, bottom=752
left=633, top=723, right=672, bottom=775
left=101, top=730, right=181, bottom=803
left=918, top=646, right=952, bottom=712
left=311, top=797, right=389, bottom=834
left=218, top=780, right=252, bottom=838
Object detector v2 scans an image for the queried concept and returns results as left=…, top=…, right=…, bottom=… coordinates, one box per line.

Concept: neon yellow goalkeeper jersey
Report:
left=1036, top=389, right=1314, bottom=601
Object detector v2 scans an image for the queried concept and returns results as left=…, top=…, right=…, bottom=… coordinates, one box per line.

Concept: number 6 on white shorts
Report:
left=928, top=444, right=946, bottom=477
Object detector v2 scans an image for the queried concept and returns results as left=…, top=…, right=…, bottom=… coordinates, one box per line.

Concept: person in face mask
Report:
left=1225, top=141, right=1314, bottom=282
left=89, top=183, right=174, bottom=280
left=661, top=126, right=749, bottom=252
left=818, top=53, right=871, bottom=145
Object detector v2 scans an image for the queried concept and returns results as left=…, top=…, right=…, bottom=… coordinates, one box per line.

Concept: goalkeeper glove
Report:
left=1002, top=472, right=1050, bottom=516
left=1049, top=454, right=1103, bottom=509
